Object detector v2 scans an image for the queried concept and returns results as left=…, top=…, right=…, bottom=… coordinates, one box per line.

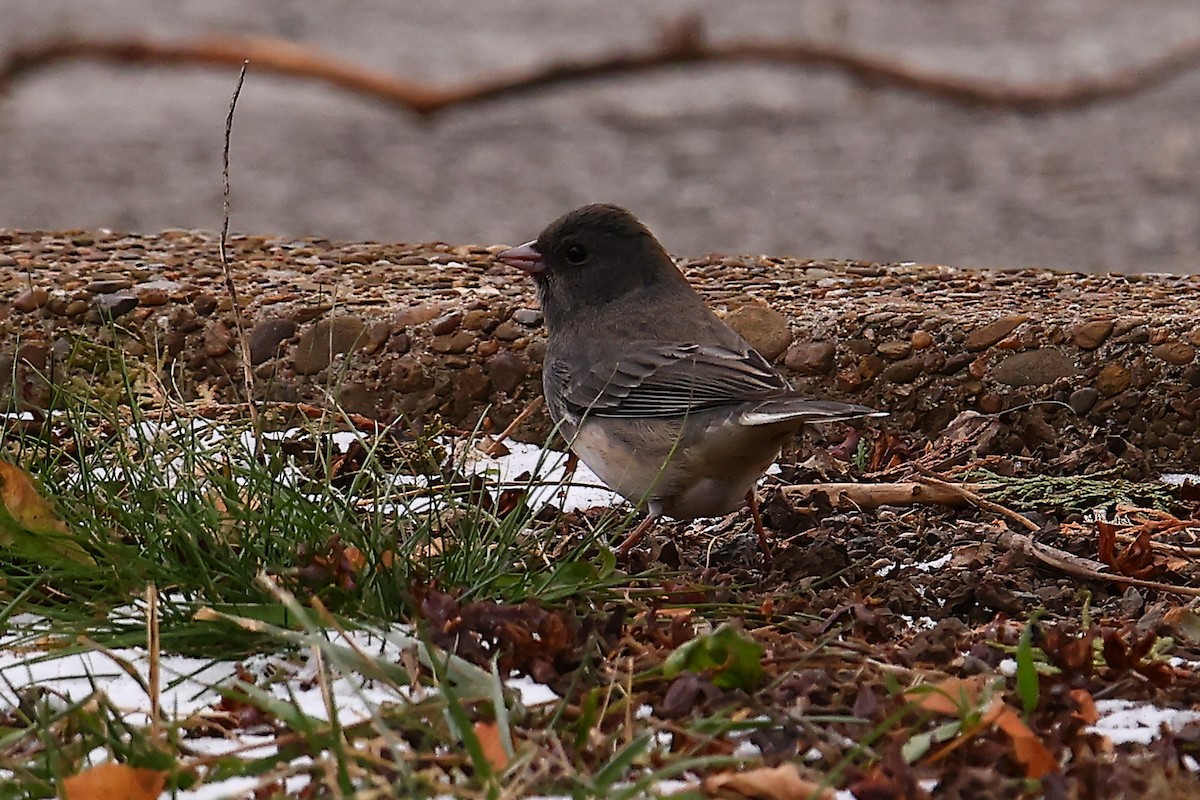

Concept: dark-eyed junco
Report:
left=497, top=204, right=883, bottom=559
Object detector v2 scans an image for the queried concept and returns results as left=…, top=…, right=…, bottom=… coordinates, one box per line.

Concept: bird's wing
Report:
left=548, top=342, right=791, bottom=419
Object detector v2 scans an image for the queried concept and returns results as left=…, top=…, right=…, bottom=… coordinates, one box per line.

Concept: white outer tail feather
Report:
left=738, top=404, right=887, bottom=427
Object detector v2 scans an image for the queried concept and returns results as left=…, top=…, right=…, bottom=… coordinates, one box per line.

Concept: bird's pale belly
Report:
left=568, top=415, right=791, bottom=519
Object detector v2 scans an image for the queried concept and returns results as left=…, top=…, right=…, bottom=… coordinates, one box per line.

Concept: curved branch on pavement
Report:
left=2, top=20, right=1200, bottom=116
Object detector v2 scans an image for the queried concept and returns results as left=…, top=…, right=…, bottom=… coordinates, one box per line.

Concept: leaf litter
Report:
left=0, top=411, right=1199, bottom=797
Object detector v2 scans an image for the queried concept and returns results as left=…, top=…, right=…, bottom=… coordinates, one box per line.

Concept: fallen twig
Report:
left=913, top=469, right=1041, bottom=532
left=782, top=481, right=976, bottom=509
left=496, top=395, right=544, bottom=441
left=783, top=473, right=1044, bottom=535
left=1000, top=530, right=1200, bottom=598
left=5, top=21, right=1200, bottom=116
left=476, top=396, right=544, bottom=457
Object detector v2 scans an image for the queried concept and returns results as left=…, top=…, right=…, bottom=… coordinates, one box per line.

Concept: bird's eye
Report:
left=564, top=244, right=588, bottom=265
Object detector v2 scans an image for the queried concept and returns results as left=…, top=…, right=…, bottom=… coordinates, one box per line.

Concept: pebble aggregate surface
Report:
left=2, top=228, right=1198, bottom=477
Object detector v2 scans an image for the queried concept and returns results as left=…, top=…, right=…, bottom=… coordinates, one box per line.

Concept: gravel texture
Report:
left=2, top=229, right=1198, bottom=478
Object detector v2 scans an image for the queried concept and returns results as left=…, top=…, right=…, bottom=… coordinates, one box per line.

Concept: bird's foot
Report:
left=745, top=489, right=774, bottom=570
left=615, top=514, right=658, bottom=556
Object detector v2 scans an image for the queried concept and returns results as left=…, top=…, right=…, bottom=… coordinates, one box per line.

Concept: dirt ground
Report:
left=410, top=415, right=1200, bottom=797
left=2, top=6, right=1200, bottom=791
left=3, top=1, right=1200, bottom=273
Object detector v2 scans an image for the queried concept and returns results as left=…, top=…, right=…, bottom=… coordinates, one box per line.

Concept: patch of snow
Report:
left=913, top=553, right=952, bottom=572
left=330, top=430, right=360, bottom=453
left=875, top=553, right=951, bottom=578
left=461, top=440, right=623, bottom=512
left=732, top=739, right=762, bottom=758
left=899, top=614, right=938, bottom=631
left=1088, top=699, right=1200, bottom=745
left=0, top=620, right=561, bottom=796
left=651, top=779, right=693, bottom=795
left=180, top=769, right=311, bottom=800
left=507, top=675, right=560, bottom=706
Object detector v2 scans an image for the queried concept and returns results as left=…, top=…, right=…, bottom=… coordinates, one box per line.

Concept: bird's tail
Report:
left=738, top=398, right=886, bottom=427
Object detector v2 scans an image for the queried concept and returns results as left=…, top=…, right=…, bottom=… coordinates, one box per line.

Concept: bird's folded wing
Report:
left=548, top=342, right=791, bottom=419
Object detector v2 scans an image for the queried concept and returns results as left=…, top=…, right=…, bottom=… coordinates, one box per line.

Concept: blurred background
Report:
left=2, top=0, right=1200, bottom=273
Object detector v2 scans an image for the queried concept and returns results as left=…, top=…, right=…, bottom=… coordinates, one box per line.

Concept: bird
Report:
left=496, top=204, right=883, bottom=561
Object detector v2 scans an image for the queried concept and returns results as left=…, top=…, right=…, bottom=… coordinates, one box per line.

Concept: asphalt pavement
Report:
left=2, top=0, right=1200, bottom=272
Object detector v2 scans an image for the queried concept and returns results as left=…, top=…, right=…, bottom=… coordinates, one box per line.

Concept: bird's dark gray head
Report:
left=497, top=204, right=690, bottom=330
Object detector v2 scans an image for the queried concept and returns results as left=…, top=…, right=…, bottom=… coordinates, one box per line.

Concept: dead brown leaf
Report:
left=908, top=677, right=1057, bottom=780
left=472, top=720, right=510, bottom=772
left=907, top=676, right=987, bottom=715
left=1069, top=688, right=1099, bottom=725
left=991, top=703, right=1057, bottom=779
left=703, top=763, right=834, bottom=800
left=62, top=762, right=167, bottom=800
left=0, top=461, right=93, bottom=564
left=415, top=587, right=582, bottom=680
left=1097, top=521, right=1157, bottom=579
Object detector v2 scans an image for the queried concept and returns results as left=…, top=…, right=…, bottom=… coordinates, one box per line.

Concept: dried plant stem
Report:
left=218, top=61, right=260, bottom=441
left=146, top=583, right=160, bottom=739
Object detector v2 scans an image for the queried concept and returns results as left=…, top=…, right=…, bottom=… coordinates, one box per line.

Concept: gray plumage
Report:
left=499, top=204, right=882, bottom=525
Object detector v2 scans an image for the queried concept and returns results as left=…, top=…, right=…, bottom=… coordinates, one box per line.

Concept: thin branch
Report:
left=912, top=469, right=1041, bottom=532
left=4, top=23, right=1200, bottom=116
left=218, top=61, right=260, bottom=438
left=785, top=478, right=1200, bottom=596
left=475, top=396, right=543, bottom=457
left=782, top=481, right=976, bottom=509
left=1001, top=530, right=1200, bottom=599
left=784, top=474, right=1045, bottom=531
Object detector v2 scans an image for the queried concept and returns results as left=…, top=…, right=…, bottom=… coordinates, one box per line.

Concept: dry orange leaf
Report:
left=472, top=720, right=510, bottom=772
left=654, top=607, right=697, bottom=619
left=1070, top=688, right=1099, bottom=725
left=907, top=675, right=987, bottom=715
left=703, top=763, right=834, bottom=800
left=62, top=762, right=167, bottom=800
left=992, top=704, right=1058, bottom=779
left=0, top=461, right=92, bottom=564
left=907, top=677, right=1057, bottom=779
left=342, top=544, right=366, bottom=572
left=0, top=462, right=67, bottom=533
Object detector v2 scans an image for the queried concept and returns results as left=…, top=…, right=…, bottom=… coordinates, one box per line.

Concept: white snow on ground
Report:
left=0, top=621, right=562, bottom=798
left=874, top=553, right=951, bottom=579
left=73, top=419, right=627, bottom=519
left=995, top=662, right=1200, bottom=747
left=1087, top=699, right=1200, bottom=745
left=459, top=439, right=623, bottom=512
left=0, top=623, right=560, bottom=724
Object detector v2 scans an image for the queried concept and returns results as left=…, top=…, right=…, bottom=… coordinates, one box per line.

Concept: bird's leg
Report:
left=616, top=511, right=659, bottom=555
left=745, top=488, right=773, bottom=568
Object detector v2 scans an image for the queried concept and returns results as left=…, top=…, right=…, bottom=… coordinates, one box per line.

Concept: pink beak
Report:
left=497, top=240, right=545, bottom=275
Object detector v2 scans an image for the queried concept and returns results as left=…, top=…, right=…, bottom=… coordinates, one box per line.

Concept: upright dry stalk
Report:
left=218, top=61, right=261, bottom=443
left=146, top=583, right=160, bottom=739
